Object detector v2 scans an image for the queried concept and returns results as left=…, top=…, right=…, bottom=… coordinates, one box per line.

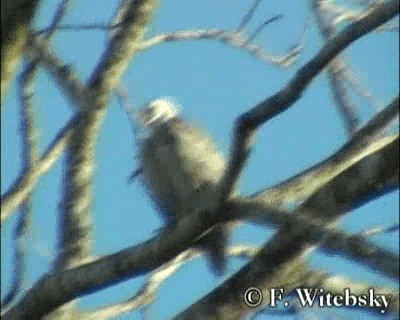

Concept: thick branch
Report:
left=1, top=0, right=40, bottom=104
left=254, top=96, right=399, bottom=207
left=175, top=136, right=398, bottom=319
left=88, top=0, right=158, bottom=94
left=1, top=59, right=40, bottom=309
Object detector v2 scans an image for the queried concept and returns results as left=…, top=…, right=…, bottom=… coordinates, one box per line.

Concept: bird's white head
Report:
left=137, top=98, right=180, bottom=128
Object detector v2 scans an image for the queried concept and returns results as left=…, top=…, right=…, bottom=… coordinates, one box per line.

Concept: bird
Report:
left=136, top=97, right=230, bottom=275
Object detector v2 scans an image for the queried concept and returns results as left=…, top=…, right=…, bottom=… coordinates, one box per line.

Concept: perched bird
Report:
left=136, top=98, right=229, bottom=275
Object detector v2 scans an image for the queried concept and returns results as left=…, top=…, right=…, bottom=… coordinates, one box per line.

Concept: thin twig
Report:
left=115, top=86, right=140, bottom=145
left=358, top=224, right=400, bottom=237
left=342, top=66, right=380, bottom=111
left=246, top=14, right=284, bottom=43
left=43, top=0, right=72, bottom=39
left=27, top=33, right=89, bottom=109
left=313, top=0, right=361, bottom=135
left=1, top=60, right=39, bottom=309
left=1, top=0, right=78, bottom=224
left=36, top=22, right=115, bottom=34
left=237, top=0, right=263, bottom=32
left=38, top=25, right=301, bottom=67
left=218, top=0, right=399, bottom=203
left=1, top=115, right=77, bottom=224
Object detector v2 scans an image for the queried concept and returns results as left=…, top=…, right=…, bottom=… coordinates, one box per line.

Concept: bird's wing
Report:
left=139, top=118, right=227, bottom=218
left=159, top=118, right=227, bottom=214
left=139, top=134, right=180, bottom=222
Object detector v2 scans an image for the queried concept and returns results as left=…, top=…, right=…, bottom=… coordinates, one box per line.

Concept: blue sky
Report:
left=1, top=1, right=399, bottom=319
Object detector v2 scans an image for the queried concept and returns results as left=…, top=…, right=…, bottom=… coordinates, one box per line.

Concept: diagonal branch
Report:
left=320, top=225, right=399, bottom=279
left=313, top=0, right=361, bottom=135
left=1, top=60, right=40, bottom=309
left=1, top=0, right=41, bottom=104
left=216, top=1, right=399, bottom=217
left=246, top=14, right=284, bottom=44
left=1, top=115, right=77, bottom=224
left=27, top=33, right=89, bottom=109
left=254, top=96, right=399, bottom=207
left=174, top=132, right=398, bottom=320
left=237, top=0, right=263, bottom=32
left=218, top=0, right=399, bottom=205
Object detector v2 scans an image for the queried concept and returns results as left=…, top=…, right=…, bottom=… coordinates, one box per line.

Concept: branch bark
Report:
left=1, top=0, right=41, bottom=104
left=174, top=135, right=398, bottom=320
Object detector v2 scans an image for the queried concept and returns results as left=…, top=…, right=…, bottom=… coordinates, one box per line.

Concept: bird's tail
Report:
left=196, top=224, right=229, bottom=276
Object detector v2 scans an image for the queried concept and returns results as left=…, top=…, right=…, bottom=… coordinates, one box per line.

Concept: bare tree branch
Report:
left=1, top=60, right=39, bottom=309
left=88, top=0, right=158, bottom=93
left=36, top=22, right=116, bottom=34
left=358, top=223, right=400, bottom=237
left=218, top=0, right=399, bottom=209
left=237, top=0, right=263, bottom=32
left=1, top=115, right=77, bottom=224
left=174, top=133, right=398, bottom=319
left=1, top=0, right=41, bottom=104
left=34, top=4, right=79, bottom=320
left=229, top=140, right=399, bottom=281
left=342, top=66, right=380, bottom=111
left=313, top=0, right=360, bottom=135
left=320, top=224, right=399, bottom=278
left=376, top=20, right=399, bottom=32
left=254, top=96, right=399, bottom=207
left=246, top=15, right=284, bottom=44
left=27, top=33, right=89, bottom=109
left=35, top=19, right=302, bottom=67
left=137, top=29, right=300, bottom=67
left=2, top=132, right=396, bottom=316
left=83, top=245, right=258, bottom=320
